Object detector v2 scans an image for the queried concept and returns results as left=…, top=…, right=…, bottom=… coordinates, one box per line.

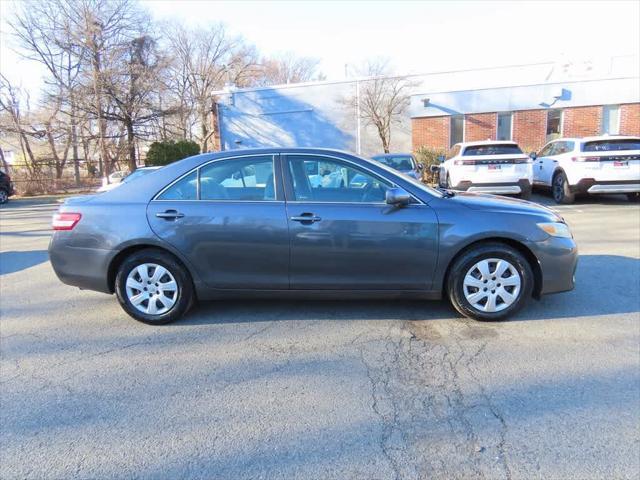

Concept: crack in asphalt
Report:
left=356, top=319, right=513, bottom=479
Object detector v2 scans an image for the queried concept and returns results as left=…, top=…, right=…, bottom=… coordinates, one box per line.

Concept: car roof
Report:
left=548, top=135, right=640, bottom=143
left=457, top=140, right=519, bottom=147
left=579, top=135, right=640, bottom=142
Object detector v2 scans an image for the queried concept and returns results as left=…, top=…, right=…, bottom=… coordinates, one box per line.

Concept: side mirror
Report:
left=437, top=155, right=446, bottom=163
left=529, top=152, right=538, bottom=160
left=417, top=163, right=424, bottom=170
left=429, top=165, right=440, bottom=173
left=385, top=187, right=411, bottom=206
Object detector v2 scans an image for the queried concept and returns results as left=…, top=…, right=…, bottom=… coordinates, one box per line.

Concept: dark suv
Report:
left=0, top=170, right=15, bottom=204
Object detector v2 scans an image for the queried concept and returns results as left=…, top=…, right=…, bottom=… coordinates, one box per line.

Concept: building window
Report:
left=601, top=105, right=620, bottom=135
left=546, top=109, right=562, bottom=141
left=450, top=115, right=464, bottom=147
left=497, top=112, right=513, bottom=140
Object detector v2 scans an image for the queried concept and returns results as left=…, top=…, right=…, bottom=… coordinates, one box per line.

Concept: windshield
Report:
left=374, top=155, right=416, bottom=171
left=582, top=139, right=640, bottom=152
left=463, top=144, right=523, bottom=155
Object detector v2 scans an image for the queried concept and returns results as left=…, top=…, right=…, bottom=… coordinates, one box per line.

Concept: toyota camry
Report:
left=49, top=148, right=578, bottom=325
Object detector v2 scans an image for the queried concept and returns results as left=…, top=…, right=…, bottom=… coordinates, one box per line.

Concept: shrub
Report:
left=146, top=140, right=200, bottom=167
left=414, top=146, right=446, bottom=185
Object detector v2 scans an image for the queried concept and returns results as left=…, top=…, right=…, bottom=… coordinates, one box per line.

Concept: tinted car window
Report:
left=199, top=156, right=275, bottom=201
left=463, top=144, right=523, bottom=156
left=158, top=171, right=197, bottom=200
left=287, top=156, right=391, bottom=203
left=538, top=143, right=555, bottom=157
left=553, top=141, right=575, bottom=155
left=373, top=155, right=415, bottom=171
left=582, top=139, right=640, bottom=152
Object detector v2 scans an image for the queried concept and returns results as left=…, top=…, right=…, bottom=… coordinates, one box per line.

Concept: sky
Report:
left=1, top=0, right=639, bottom=99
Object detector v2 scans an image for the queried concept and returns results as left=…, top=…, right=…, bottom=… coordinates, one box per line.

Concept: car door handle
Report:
left=156, top=210, right=185, bottom=220
left=290, top=213, right=322, bottom=223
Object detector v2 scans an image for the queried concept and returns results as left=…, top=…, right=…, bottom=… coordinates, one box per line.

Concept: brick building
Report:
left=411, top=78, right=640, bottom=153
left=213, top=56, right=640, bottom=155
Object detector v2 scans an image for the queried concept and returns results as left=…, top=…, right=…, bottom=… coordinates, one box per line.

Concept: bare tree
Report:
left=349, top=59, right=413, bottom=153
left=169, top=24, right=259, bottom=152
left=102, top=34, right=171, bottom=170
left=0, top=76, right=38, bottom=174
left=257, top=52, right=325, bottom=86
left=9, top=0, right=84, bottom=183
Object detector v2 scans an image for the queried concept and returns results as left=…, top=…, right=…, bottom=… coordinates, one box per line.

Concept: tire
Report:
left=552, top=171, right=575, bottom=204
left=626, top=192, right=640, bottom=202
left=447, top=242, right=534, bottom=321
left=519, top=186, right=532, bottom=200
left=0, top=189, right=8, bottom=204
left=115, top=248, right=195, bottom=325
left=446, top=174, right=453, bottom=189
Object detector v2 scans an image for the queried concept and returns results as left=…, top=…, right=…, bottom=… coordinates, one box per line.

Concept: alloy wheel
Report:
left=553, top=175, right=564, bottom=202
left=125, top=263, right=178, bottom=315
left=463, top=258, right=522, bottom=313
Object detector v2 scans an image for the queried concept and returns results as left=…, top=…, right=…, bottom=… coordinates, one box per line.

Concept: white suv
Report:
left=532, top=136, right=640, bottom=204
left=438, top=141, right=533, bottom=199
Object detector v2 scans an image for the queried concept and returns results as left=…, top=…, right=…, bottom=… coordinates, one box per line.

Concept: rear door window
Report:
left=157, top=171, right=197, bottom=200
left=199, top=156, right=276, bottom=201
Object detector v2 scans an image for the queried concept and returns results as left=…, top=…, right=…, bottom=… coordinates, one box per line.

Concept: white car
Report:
left=438, top=141, right=533, bottom=199
left=532, top=135, right=640, bottom=204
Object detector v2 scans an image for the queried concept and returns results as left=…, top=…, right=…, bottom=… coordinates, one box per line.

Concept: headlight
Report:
left=537, top=222, right=572, bottom=238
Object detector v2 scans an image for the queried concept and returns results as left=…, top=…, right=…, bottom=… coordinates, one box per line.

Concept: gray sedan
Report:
left=49, top=148, right=578, bottom=325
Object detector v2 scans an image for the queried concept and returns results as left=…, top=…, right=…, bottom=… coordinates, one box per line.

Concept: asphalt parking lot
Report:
left=1, top=193, right=639, bottom=480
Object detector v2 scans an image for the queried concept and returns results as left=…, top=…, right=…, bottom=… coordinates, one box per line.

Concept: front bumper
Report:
left=452, top=179, right=532, bottom=195
left=529, top=235, right=578, bottom=295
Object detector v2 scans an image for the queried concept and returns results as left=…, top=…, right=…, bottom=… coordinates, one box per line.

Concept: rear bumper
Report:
left=48, top=234, right=113, bottom=294
left=571, top=179, right=640, bottom=194
left=528, top=236, right=578, bottom=295
left=453, top=179, right=532, bottom=195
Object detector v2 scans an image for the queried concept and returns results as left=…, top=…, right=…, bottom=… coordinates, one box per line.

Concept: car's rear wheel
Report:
left=626, top=192, right=640, bottom=202
left=552, top=171, right=575, bottom=204
left=447, top=243, right=534, bottom=321
left=115, top=249, right=194, bottom=325
left=519, top=186, right=532, bottom=200
left=0, top=189, right=8, bottom=204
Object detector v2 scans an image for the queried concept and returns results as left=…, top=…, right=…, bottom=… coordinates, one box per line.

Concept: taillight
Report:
left=513, top=158, right=531, bottom=164
left=571, top=156, right=599, bottom=162
left=454, top=159, right=477, bottom=165
left=52, top=212, right=82, bottom=231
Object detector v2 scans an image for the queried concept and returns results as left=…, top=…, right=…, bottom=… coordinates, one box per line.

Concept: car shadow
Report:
left=0, top=250, right=50, bottom=275
left=178, top=254, right=639, bottom=325
left=531, top=192, right=632, bottom=207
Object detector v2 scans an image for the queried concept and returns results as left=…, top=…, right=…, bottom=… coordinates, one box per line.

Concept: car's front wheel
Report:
left=0, top=189, right=8, bottom=204
left=552, top=171, right=575, bottom=204
left=447, top=243, right=534, bottom=321
left=115, top=248, right=194, bottom=325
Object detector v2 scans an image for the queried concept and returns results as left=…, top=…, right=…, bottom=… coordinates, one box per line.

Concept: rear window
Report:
left=582, top=139, right=640, bottom=152
left=463, top=144, right=523, bottom=156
